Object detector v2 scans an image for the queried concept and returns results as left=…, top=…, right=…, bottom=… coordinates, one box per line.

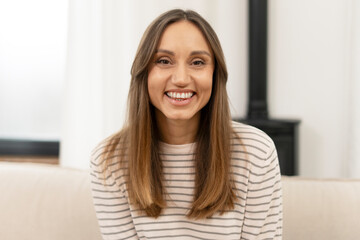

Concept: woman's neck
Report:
left=155, top=110, right=200, bottom=145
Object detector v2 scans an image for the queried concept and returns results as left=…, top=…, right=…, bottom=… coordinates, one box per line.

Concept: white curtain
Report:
left=60, top=0, right=105, bottom=169
left=349, top=0, right=360, bottom=178
left=60, top=0, right=246, bottom=169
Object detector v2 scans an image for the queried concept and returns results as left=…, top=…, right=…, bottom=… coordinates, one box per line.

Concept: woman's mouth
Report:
left=165, top=91, right=195, bottom=101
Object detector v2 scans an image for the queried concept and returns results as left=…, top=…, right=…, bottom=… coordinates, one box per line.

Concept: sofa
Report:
left=1, top=162, right=360, bottom=240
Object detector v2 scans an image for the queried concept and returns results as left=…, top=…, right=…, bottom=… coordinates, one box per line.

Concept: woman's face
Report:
left=147, top=21, right=214, bottom=123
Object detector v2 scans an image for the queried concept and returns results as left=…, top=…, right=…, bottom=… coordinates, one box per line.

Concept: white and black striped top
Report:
left=90, top=121, right=282, bottom=240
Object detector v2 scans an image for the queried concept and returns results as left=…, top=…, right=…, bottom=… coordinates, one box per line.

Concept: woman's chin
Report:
left=163, top=112, right=199, bottom=123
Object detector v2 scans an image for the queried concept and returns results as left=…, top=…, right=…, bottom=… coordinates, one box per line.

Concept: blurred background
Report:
left=0, top=0, right=359, bottom=178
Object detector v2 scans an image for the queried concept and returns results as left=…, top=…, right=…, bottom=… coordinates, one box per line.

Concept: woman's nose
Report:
left=172, top=63, right=190, bottom=86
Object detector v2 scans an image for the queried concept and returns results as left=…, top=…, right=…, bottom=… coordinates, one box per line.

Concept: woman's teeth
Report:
left=166, top=92, right=194, bottom=100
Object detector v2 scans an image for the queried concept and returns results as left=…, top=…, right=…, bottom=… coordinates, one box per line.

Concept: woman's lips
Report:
left=165, top=91, right=195, bottom=99
left=164, top=91, right=196, bottom=106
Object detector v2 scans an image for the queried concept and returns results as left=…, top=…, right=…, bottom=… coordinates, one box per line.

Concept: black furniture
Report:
left=0, top=139, right=59, bottom=156
left=234, top=0, right=300, bottom=176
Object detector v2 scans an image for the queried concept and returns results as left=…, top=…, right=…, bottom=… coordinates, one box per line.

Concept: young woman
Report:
left=90, top=9, right=282, bottom=240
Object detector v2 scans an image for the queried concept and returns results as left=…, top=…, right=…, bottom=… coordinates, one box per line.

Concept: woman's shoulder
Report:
left=231, top=120, right=276, bottom=159
left=90, top=132, right=126, bottom=169
left=90, top=132, right=129, bottom=186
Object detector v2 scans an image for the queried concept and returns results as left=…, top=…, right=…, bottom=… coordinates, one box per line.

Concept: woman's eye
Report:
left=192, top=60, right=205, bottom=66
left=156, top=59, right=171, bottom=65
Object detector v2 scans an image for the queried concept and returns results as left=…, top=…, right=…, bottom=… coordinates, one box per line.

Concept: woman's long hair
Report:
left=103, top=9, right=235, bottom=219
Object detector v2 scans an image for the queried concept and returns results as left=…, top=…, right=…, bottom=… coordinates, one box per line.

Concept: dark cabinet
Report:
left=235, top=119, right=300, bottom=176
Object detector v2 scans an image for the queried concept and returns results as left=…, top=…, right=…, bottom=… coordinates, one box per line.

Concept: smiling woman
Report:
left=90, top=9, right=282, bottom=240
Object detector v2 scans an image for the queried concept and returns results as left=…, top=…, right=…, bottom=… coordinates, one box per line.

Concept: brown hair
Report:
left=103, top=9, right=235, bottom=219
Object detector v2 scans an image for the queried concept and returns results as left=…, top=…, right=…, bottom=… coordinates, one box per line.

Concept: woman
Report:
left=90, top=9, right=282, bottom=240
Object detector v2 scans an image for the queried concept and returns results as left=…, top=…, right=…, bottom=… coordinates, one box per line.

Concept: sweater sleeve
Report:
left=241, top=139, right=283, bottom=240
left=90, top=145, right=138, bottom=240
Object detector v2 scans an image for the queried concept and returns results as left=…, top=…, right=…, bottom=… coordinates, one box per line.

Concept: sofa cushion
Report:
left=282, top=176, right=360, bottom=240
left=0, top=162, right=102, bottom=240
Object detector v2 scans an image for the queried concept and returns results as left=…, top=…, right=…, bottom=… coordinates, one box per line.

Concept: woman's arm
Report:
left=241, top=139, right=283, bottom=240
left=90, top=146, right=138, bottom=240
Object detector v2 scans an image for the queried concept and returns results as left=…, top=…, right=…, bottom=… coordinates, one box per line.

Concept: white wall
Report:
left=0, top=0, right=67, bottom=141
left=268, top=0, right=359, bottom=177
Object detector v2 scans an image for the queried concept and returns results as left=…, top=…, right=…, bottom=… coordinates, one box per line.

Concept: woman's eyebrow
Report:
left=155, top=49, right=211, bottom=57
left=155, top=49, right=175, bottom=55
left=190, top=50, right=211, bottom=57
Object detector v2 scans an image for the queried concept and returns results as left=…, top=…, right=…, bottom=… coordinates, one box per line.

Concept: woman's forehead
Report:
left=157, top=21, right=212, bottom=55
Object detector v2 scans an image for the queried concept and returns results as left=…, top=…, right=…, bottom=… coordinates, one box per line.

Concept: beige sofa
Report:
left=1, top=162, right=360, bottom=240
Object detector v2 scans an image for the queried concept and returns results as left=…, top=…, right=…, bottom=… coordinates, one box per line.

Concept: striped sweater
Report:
left=90, top=121, right=282, bottom=239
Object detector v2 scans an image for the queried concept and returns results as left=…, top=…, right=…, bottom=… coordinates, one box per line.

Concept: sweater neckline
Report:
left=159, top=141, right=196, bottom=154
